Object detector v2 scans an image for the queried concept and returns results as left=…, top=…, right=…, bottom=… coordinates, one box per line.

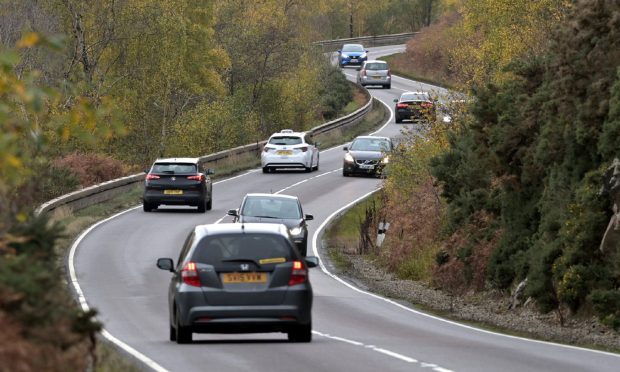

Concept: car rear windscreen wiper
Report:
left=221, top=258, right=260, bottom=266
left=251, top=215, right=278, bottom=219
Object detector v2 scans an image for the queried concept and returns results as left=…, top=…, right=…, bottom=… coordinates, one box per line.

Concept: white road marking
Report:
left=312, top=330, right=455, bottom=370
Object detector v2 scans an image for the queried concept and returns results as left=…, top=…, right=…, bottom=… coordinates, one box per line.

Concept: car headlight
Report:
left=289, top=226, right=303, bottom=236
left=341, top=53, right=349, bottom=58
left=344, top=153, right=354, bottom=163
left=360, top=53, right=367, bottom=59
left=382, top=156, right=389, bottom=164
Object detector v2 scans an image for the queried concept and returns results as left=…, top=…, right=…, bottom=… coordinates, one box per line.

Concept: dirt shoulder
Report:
left=323, top=249, right=620, bottom=353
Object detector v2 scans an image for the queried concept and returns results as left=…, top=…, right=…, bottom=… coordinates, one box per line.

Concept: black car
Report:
left=143, top=157, right=213, bottom=213
left=343, top=136, right=393, bottom=177
left=227, top=193, right=313, bottom=256
left=156, top=223, right=319, bottom=344
left=394, top=91, right=436, bottom=123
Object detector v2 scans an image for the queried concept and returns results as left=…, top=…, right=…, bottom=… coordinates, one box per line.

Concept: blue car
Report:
left=337, top=44, right=368, bottom=67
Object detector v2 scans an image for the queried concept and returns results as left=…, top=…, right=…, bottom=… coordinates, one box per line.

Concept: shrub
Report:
left=53, top=152, right=128, bottom=187
left=591, top=290, right=620, bottom=330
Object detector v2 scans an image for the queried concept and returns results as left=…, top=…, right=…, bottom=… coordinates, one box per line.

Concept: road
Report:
left=71, top=45, right=620, bottom=372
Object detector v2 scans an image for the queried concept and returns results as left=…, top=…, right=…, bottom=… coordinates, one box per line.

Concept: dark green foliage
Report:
left=431, top=0, right=620, bottom=322
left=1, top=215, right=101, bottom=334
left=318, top=65, right=354, bottom=119
left=591, top=290, right=620, bottom=329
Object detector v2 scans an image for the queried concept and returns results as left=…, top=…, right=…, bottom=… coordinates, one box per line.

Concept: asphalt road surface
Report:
left=72, top=45, right=620, bottom=372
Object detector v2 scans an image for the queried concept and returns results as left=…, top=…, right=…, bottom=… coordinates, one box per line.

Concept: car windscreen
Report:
left=365, top=62, right=388, bottom=70
left=151, top=163, right=197, bottom=174
left=400, top=93, right=430, bottom=102
left=350, top=138, right=391, bottom=152
left=192, top=233, right=292, bottom=265
left=342, top=44, right=364, bottom=52
left=241, top=197, right=301, bottom=219
left=268, top=136, right=302, bottom=146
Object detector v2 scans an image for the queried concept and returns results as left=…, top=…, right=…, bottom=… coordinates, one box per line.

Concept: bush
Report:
left=53, top=153, right=128, bottom=187
left=591, top=290, right=620, bottom=330
left=318, top=65, right=353, bottom=119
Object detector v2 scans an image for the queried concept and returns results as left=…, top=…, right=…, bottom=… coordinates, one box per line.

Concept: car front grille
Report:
left=356, top=159, right=378, bottom=165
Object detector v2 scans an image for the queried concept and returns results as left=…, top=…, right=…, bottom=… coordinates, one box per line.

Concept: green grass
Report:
left=381, top=53, right=456, bottom=90
left=395, top=243, right=440, bottom=281
left=316, top=99, right=389, bottom=150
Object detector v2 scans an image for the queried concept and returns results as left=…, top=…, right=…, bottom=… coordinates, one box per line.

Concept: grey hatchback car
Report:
left=156, top=223, right=319, bottom=344
left=356, top=60, right=391, bottom=89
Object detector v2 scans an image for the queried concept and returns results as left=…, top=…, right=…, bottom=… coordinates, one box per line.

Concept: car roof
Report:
left=353, top=135, right=391, bottom=141
left=194, top=223, right=289, bottom=238
left=269, top=131, right=305, bottom=137
left=154, top=157, right=200, bottom=164
left=364, top=60, right=387, bottom=64
left=343, top=43, right=363, bottom=48
left=244, top=193, right=299, bottom=201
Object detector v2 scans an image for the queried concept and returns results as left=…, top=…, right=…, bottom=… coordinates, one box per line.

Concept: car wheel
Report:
left=299, top=237, right=308, bottom=257
left=169, top=323, right=176, bottom=342
left=143, top=202, right=153, bottom=212
left=313, top=157, right=319, bottom=171
left=305, top=162, right=312, bottom=173
left=175, top=308, right=192, bottom=344
left=343, top=169, right=349, bottom=177
left=206, top=192, right=213, bottom=211
left=395, top=115, right=402, bottom=124
left=197, top=199, right=206, bottom=213
left=385, top=84, right=391, bottom=89
left=262, top=166, right=270, bottom=173
left=288, top=322, right=312, bottom=343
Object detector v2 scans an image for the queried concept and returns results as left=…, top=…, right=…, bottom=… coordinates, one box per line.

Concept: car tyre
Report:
left=197, top=199, right=206, bottom=213
left=384, top=84, right=391, bottom=89
left=169, top=324, right=176, bottom=342
left=288, top=322, right=312, bottom=343
left=299, top=237, right=308, bottom=257
left=143, top=202, right=154, bottom=212
left=395, top=115, right=402, bottom=124
left=206, top=193, right=213, bottom=211
left=343, top=169, right=349, bottom=177
left=175, top=309, right=192, bottom=344
left=305, top=164, right=312, bottom=173
left=313, top=157, right=319, bottom=171
left=262, top=166, right=270, bottom=173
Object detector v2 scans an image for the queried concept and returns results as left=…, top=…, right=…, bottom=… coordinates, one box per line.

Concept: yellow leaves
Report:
left=15, top=32, right=40, bottom=49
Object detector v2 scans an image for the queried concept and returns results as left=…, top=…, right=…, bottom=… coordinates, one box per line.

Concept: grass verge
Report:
left=315, top=99, right=389, bottom=150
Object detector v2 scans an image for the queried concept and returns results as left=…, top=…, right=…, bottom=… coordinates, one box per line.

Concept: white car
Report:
left=261, top=129, right=320, bottom=173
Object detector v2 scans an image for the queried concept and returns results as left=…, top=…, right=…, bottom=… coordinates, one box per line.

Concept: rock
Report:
left=509, top=278, right=528, bottom=310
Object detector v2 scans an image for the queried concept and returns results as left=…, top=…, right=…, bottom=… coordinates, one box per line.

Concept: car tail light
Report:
left=300, top=146, right=308, bottom=152
left=146, top=174, right=160, bottom=180
left=181, top=261, right=201, bottom=287
left=396, top=103, right=408, bottom=109
left=421, top=102, right=433, bottom=108
left=187, top=174, right=205, bottom=181
left=288, top=260, right=308, bottom=286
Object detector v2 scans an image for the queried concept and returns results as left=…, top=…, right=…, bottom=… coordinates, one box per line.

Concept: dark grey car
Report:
left=227, top=193, right=313, bottom=256
left=156, top=223, right=319, bottom=344
left=143, top=157, right=213, bottom=213
left=343, top=136, right=393, bottom=177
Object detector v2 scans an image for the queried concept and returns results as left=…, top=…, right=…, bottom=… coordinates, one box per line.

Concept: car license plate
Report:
left=372, top=76, right=381, bottom=79
left=351, top=58, right=357, bottom=62
left=222, top=272, right=267, bottom=283
left=277, top=150, right=293, bottom=155
left=359, top=164, right=374, bottom=169
left=164, top=189, right=183, bottom=195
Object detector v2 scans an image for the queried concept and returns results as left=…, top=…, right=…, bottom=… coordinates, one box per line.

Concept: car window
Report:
left=152, top=163, right=197, bottom=174
left=242, top=197, right=302, bottom=219
left=342, top=44, right=364, bottom=52
left=350, top=138, right=391, bottom=152
left=192, top=233, right=293, bottom=265
left=268, top=136, right=303, bottom=145
left=400, top=93, right=430, bottom=102
left=365, top=62, right=387, bottom=70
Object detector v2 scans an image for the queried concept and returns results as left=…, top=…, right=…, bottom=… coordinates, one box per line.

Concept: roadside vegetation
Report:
left=331, top=0, right=620, bottom=333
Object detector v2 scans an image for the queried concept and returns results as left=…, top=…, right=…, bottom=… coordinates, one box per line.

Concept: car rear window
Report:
left=365, top=62, right=387, bottom=70
left=342, top=44, right=364, bottom=52
left=152, top=163, right=197, bottom=174
left=241, top=197, right=301, bottom=219
left=350, top=138, right=391, bottom=152
left=192, top=233, right=293, bottom=265
left=268, top=136, right=303, bottom=146
left=400, top=93, right=430, bottom=102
